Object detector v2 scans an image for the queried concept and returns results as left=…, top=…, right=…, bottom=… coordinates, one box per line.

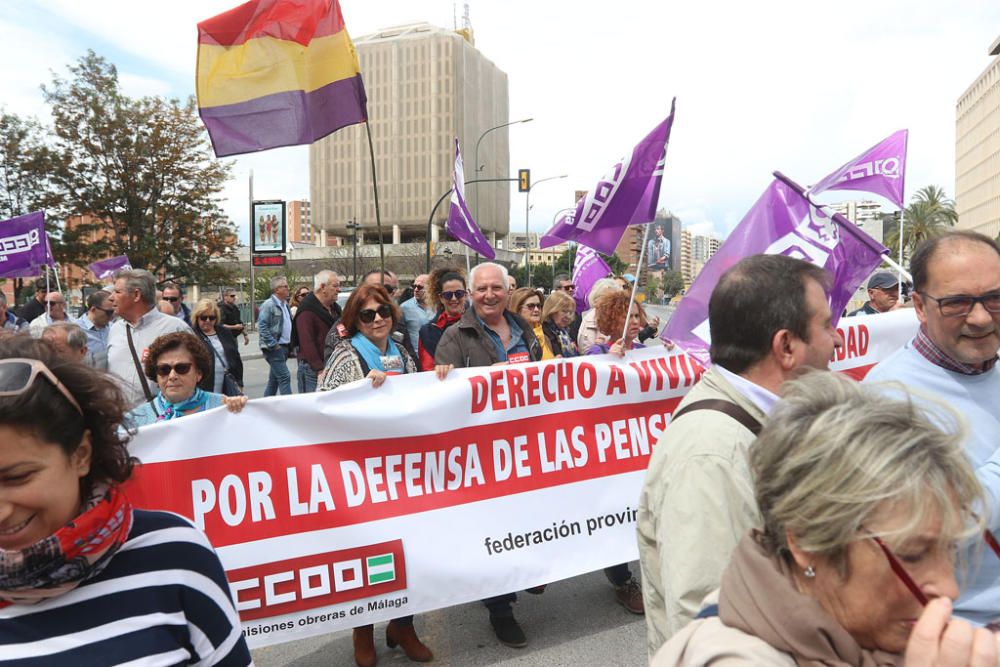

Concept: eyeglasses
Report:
left=163, top=296, right=180, bottom=303
left=198, top=315, right=217, bottom=322
left=0, top=358, right=83, bottom=415
left=919, top=291, right=1000, bottom=318
left=296, top=291, right=309, bottom=298
left=359, top=303, right=393, bottom=323
left=559, top=285, right=576, bottom=293
left=441, top=290, right=467, bottom=301
left=413, top=285, right=425, bottom=291
left=523, top=302, right=542, bottom=311
left=869, top=535, right=929, bottom=606
left=155, top=362, right=194, bottom=377
left=383, top=285, right=397, bottom=295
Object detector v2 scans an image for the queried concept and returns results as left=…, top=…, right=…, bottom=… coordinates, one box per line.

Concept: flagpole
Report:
left=364, top=121, right=386, bottom=278
left=896, top=209, right=906, bottom=299
left=621, top=223, right=651, bottom=346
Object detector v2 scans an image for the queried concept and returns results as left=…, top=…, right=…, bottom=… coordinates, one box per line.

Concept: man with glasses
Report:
left=553, top=273, right=575, bottom=295
left=399, top=274, right=434, bottom=351
left=28, top=292, right=70, bottom=338
left=865, top=230, right=1000, bottom=626
left=106, top=269, right=190, bottom=407
left=0, top=293, right=28, bottom=334
left=847, top=270, right=900, bottom=316
left=218, top=288, right=249, bottom=346
left=73, top=290, right=113, bottom=369
left=258, top=275, right=294, bottom=396
left=160, top=282, right=191, bottom=325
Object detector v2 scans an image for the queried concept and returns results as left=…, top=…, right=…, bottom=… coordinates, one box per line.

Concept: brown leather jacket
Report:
left=433, top=307, right=541, bottom=368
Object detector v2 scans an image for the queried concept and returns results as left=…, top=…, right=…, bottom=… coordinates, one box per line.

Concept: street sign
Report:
left=518, top=169, right=530, bottom=193
left=252, top=254, right=286, bottom=267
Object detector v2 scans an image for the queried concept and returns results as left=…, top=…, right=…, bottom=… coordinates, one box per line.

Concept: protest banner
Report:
left=0, top=211, right=52, bottom=279
left=126, top=309, right=917, bottom=648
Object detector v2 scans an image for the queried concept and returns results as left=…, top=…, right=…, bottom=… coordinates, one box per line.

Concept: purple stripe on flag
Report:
left=663, top=173, right=887, bottom=366
left=809, top=130, right=908, bottom=209
left=199, top=74, right=368, bottom=157
left=540, top=99, right=675, bottom=255
left=446, top=139, right=495, bottom=259
left=572, top=245, right=611, bottom=313
left=0, top=211, right=50, bottom=279
left=88, top=255, right=132, bottom=280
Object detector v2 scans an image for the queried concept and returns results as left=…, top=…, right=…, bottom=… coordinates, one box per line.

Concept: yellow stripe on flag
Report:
left=197, top=30, right=361, bottom=108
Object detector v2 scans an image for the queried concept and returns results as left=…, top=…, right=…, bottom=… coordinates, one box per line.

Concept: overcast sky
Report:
left=1, top=0, right=997, bottom=242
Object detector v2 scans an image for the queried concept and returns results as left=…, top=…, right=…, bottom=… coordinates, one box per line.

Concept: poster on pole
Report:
left=251, top=200, right=286, bottom=254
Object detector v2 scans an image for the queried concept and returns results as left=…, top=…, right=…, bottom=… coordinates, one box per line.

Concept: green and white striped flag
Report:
left=367, top=553, right=396, bottom=585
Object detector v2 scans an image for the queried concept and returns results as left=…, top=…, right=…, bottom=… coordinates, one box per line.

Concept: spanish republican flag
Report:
left=197, top=0, right=367, bottom=157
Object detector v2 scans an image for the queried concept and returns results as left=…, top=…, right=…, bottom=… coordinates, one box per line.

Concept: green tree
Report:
left=884, top=185, right=957, bottom=261
left=40, top=51, right=237, bottom=284
left=0, top=111, right=57, bottom=220
left=661, top=270, right=684, bottom=296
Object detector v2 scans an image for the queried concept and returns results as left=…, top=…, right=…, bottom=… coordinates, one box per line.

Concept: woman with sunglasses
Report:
left=510, top=288, right=555, bottom=361
left=417, top=266, right=467, bottom=371
left=289, top=284, right=311, bottom=317
left=653, top=371, right=996, bottom=666
left=540, top=289, right=579, bottom=358
left=190, top=298, right=244, bottom=397
left=0, top=335, right=251, bottom=664
left=127, top=331, right=246, bottom=427
left=318, top=284, right=431, bottom=666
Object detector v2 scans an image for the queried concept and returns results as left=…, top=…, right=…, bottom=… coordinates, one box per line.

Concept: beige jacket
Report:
left=651, top=616, right=795, bottom=666
left=637, top=366, right=765, bottom=658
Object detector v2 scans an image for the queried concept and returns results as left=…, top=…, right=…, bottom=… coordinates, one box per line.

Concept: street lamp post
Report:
left=525, top=174, right=568, bottom=287
left=346, top=220, right=360, bottom=285
left=474, top=117, right=533, bottom=233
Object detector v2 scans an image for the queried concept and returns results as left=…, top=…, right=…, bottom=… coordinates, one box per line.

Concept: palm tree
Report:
left=885, top=185, right=957, bottom=261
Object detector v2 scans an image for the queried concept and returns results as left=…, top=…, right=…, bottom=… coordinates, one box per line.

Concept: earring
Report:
left=804, top=565, right=816, bottom=578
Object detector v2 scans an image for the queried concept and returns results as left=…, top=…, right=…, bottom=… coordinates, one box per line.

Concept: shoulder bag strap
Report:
left=670, top=398, right=763, bottom=436
left=125, top=324, right=155, bottom=402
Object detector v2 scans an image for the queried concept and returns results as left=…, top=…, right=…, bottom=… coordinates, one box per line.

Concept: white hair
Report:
left=314, top=270, right=338, bottom=290
left=469, top=262, right=509, bottom=289
left=588, top=277, right=620, bottom=308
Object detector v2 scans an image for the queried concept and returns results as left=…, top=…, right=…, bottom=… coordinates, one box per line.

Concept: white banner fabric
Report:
left=126, top=309, right=918, bottom=648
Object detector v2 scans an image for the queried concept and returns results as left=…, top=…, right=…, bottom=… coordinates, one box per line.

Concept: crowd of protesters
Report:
left=3, top=231, right=1000, bottom=665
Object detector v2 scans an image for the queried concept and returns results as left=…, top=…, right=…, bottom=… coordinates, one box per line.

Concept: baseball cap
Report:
left=868, top=271, right=898, bottom=290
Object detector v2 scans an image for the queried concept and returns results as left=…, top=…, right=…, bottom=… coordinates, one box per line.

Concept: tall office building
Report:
left=310, top=22, right=510, bottom=245
left=956, top=37, right=1000, bottom=239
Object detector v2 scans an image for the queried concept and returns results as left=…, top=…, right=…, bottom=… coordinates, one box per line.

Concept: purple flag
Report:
left=572, top=244, right=612, bottom=313
left=663, top=172, right=888, bottom=366
left=810, top=130, right=908, bottom=209
left=445, top=138, right=495, bottom=259
left=0, top=211, right=51, bottom=279
left=88, top=255, right=133, bottom=281
left=540, top=99, right=675, bottom=255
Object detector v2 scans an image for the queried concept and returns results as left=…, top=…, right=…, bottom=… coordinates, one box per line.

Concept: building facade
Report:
left=956, top=38, right=1000, bottom=239
left=310, top=23, right=510, bottom=246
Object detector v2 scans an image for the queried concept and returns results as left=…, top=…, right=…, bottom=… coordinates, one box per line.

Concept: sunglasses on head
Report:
left=441, top=289, right=467, bottom=301
left=0, top=358, right=83, bottom=415
left=155, top=362, right=194, bottom=377
left=163, top=296, right=180, bottom=303
left=198, top=315, right=217, bottom=322
left=359, top=303, right=393, bottom=324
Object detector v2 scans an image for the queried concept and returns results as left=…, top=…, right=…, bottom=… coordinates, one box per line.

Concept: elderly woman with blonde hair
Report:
left=654, top=371, right=998, bottom=666
left=190, top=297, right=243, bottom=396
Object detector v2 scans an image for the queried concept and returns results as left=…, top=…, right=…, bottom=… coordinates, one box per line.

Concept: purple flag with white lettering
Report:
left=0, top=211, right=52, bottom=279
left=540, top=99, right=676, bottom=255
left=810, top=130, right=908, bottom=208
left=88, top=255, right=132, bottom=281
left=663, top=172, right=888, bottom=366
left=572, top=244, right=612, bottom=313
left=446, top=138, right=495, bottom=259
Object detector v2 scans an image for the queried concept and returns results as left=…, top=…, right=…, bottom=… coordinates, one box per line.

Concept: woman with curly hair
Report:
left=126, top=331, right=247, bottom=427
left=417, top=266, right=467, bottom=371
left=318, top=284, right=432, bottom=665
left=587, top=289, right=645, bottom=356
left=0, top=335, right=251, bottom=664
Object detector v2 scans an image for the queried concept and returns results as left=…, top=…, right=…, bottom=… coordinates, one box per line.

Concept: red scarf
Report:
left=0, top=485, right=133, bottom=606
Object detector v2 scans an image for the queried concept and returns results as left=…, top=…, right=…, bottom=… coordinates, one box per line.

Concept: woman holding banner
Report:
left=653, top=372, right=996, bottom=666
left=587, top=289, right=645, bottom=357
left=127, top=331, right=246, bottom=427
left=0, top=335, right=251, bottom=664
left=510, top=288, right=555, bottom=360
left=417, top=267, right=467, bottom=371
left=318, top=284, right=432, bottom=666
left=541, top=290, right=579, bottom=357
left=576, top=277, right=620, bottom=352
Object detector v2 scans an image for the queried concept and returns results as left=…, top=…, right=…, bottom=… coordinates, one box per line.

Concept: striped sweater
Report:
left=0, top=510, right=251, bottom=666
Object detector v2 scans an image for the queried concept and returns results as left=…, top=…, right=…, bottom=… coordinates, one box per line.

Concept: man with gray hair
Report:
left=291, top=270, right=341, bottom=392
left=42, top=322, right=89, bottom=364
left=107, top=268, right=190, bottom=407
left=638, top=254, right=843, bottom=656
left=29, top=292, right=69, bottom=338
left=0, top=292, right=28, bottom=333
left=865, top=230, right=1000, bottom=626
left=258, top=274, right=293, bottom=396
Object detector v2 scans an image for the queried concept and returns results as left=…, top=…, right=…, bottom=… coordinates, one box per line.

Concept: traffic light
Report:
left=518, top=169, right=530, bottom=193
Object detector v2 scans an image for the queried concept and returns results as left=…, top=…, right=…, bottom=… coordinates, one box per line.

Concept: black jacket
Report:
left=193, top=324, right=244, bottom=394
